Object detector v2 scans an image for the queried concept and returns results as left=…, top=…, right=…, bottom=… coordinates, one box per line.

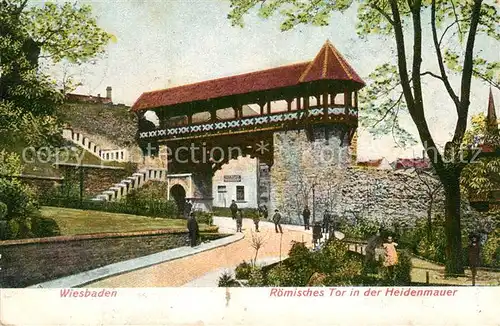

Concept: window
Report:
left=236, top=186, right=245, bottom=201
left=217, top=185, right=227, bottom=193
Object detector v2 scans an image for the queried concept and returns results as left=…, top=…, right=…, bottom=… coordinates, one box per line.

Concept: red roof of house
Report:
left=394, top=158, right=431, bottom=170
left=131, top=40, right=365, bottom=112
left=357, top=159, right=383, bottom=167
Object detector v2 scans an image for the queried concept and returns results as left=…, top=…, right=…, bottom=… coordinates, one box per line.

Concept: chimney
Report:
left=106, top=86, right=112, bottom=100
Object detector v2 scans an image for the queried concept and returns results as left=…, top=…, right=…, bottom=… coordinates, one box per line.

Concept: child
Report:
left=383, top=236, right=398, bottom=279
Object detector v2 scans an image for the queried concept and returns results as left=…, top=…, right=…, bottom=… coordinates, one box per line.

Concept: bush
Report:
left=481, top=230, right=500, bottom=267
left=213, top=206, right=260, bottom=219
left=218, top=271, right=240, bottom=287
left=235, top=261, right=252, bottom=280
left=0, top=201, right=7, bottom=220
left=342, top=219, right=380, bottom=239
left=394, top=249, right=413, bottom=285
left=0, top=177, right=38, bottom=219
left=195, top=210, right=213, bottom=226
left=30, top=214, right=61, bottom=238
left=247, top=266, right=265, bottom=286
left=40, top=195, right=179, bottom=219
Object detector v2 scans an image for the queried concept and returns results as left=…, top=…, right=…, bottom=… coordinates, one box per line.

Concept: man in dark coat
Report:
left=272, top=209, right=283, bottom=234
left=322, top=210, right=332, bottom=234
left=468, top=234, right=481, bottom=286
left=229, top=200, right=238, bottom=220
left=302, top=205, right=311, bottom=230
left=259, top=204, right=268, bottom=220
left=184, top=199, right=193, bottom=219
left=187, top=212, right=199, bottom=247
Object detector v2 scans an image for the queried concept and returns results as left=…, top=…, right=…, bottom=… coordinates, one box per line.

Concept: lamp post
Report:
left=310, top=174, right=318, bottom=224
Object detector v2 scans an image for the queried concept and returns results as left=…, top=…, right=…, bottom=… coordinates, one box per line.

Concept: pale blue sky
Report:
left=47, top=0, right=499, bottom=161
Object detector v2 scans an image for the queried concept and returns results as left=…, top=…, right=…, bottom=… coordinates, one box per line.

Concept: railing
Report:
left=139, top=106, right=358, bottom=140
left=62, top=128, right=130, bottom=162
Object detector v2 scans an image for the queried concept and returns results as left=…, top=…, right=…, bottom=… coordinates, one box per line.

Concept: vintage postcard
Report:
left=0, top=0, right=499, bottom=325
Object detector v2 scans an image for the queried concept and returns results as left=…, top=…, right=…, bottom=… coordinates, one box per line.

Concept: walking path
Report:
left=86, top=217, right=499, bottom=287
left=86, top=217, right=312, bottom=287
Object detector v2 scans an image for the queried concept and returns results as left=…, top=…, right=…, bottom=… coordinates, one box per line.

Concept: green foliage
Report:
left=461, top=113, right=500, bottom=201
left=213, top=206, right=260, bottom=219
left=378, top=249, right=413, bottom=285
left=264, top=240, right=366, bottom=287
left=194, top=211, right=213, bottom=226
left=30, top=214, right=61, bottom=238
left=0, top=178, right=39, bottom=220
left=235, top=261, right=253, bottom=279
left=341, top=218, right=380, bottom=239
left=218, top=271, right=240, bottom=287
left=247, top=266, right=265, bottom=286
left=0, top=150, right=23, bottom=176
left=358, top=64, right=418, bottom=148
left=40, top=194, right=179, bottom=219
left=25, top=2, right=113, bottom=64
left=481, top=229, right=500, bottom=267
left=0, top=202, right=7, bottom=220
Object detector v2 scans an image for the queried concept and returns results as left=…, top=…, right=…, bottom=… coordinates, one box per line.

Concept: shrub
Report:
left=481, top=230, right=500, bottom=267
left=247, top=266, right=265, bottom=286
left=235, top=261, right=252, bottom=280
left=213, top=206, right=260, bottom=219
left=266, top=263, right=297, bottom=286
left=30, top=214, right=61, bottom=238
left=394, top=249, right=413, bottom=285
left=0, top=177, right=38, bottom=219
left=40, top=195, right=178, bottom=219
left=195, top=210, right=213, bottom=226
left=218, top=271, right=240, bottom=287
left=0, top=201, right=7, bottom=220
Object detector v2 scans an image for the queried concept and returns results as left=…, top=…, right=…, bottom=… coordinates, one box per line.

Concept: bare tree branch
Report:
left=431, top=0, right=460, bottom=111
left=371, top=92, right=404, bottom=128
left=421, top=71, right=444, bottom=81
left=454, top=0, right=484, bottom=144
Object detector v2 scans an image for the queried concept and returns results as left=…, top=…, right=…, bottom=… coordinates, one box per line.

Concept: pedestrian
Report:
left=312, top=221, right=322, bottom=247
left=236, top=209, right=243, bottom=232
left=383, top=236, right=398, bottom=280
left=187, top=212, right=199, bottom=247
left=468, top=234, right=481, bottom=286
left=253, top=210, right=260, bottom=232
left=272, top=209, right=283, bottom=234
left=184, top=199, right=193, bottom=219
left=262, top=204, right=268, bottom=220
left=302, top=205, right=311, bottom=230
left=322, top=210, right=331, bottom=234
left=229, top=200, right=238, bottom=220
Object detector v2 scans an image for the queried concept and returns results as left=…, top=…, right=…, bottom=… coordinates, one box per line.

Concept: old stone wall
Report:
left=270, top=126, right=438, bottom=227
left=58, top=165, right=133, bottom=197
left=0, top=230, right=188, bottom=288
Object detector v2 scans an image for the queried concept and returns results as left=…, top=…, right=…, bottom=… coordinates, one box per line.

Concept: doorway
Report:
left=170, top=184, right=186, bottom=217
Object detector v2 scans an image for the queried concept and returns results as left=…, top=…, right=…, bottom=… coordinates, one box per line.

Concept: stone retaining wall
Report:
left=0, top=230, right=189, bottom=288
left=270, top=127, right=439, bottom=227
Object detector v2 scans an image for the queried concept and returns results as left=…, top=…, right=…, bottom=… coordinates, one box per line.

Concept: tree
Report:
left=461, top=113, right=500, bottom=203
left=0, top=1, right=112, bottom=238
left=227, top=0, right=499, bottom=275
left=0, top=0, right=113, bottom=151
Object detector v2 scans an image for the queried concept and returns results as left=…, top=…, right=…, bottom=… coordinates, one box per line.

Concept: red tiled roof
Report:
left=131, top=40, right=365, bottom=112
left=394, top=158, right=431, bottom=170
left=357, top=159, right=383, bottom=167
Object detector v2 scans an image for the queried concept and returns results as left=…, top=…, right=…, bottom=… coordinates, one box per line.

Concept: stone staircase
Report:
left=92, top=168, right=168, bottom=202
left=62, top=128, right=130, bottom=162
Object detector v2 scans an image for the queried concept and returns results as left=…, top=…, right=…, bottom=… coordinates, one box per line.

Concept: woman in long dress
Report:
left=383, top=236, right=398, bottom=279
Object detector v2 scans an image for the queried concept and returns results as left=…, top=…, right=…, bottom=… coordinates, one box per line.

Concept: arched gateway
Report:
left=132, top=40, right=366, bottom=217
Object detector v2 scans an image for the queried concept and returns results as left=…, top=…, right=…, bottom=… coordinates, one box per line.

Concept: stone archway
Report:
left=169, top=184, right=186, bottom=217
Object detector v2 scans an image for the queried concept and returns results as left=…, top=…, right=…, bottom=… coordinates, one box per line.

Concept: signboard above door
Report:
left=224, top=175, right=241, bottom=182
